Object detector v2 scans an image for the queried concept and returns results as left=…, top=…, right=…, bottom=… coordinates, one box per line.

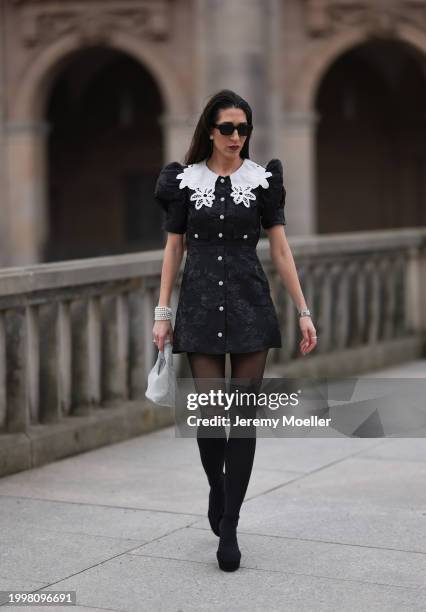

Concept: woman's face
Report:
left=210, top=107, right=249, bottom=159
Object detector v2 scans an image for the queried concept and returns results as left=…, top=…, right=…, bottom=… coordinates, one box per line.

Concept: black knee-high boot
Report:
left=196, top=413, right=227, bottom=537
left=217, top=383, right=257, bottom=571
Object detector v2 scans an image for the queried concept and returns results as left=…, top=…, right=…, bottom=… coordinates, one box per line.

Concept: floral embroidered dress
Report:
left=154, top=157, right=287, bottom=354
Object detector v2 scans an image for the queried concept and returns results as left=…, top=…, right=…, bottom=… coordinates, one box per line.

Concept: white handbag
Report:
left=145, top=339, right=177, bottom=408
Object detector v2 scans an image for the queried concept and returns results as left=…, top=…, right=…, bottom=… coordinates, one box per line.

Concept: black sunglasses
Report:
left=212, top=122, right=253, bottom=137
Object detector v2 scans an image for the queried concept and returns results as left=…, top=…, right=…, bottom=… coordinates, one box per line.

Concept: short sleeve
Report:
left=154, top=162, right=188, bottom=234
left=260, top=158, right=287, bottom=230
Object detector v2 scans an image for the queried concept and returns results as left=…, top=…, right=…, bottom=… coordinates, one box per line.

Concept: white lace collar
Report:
left=176, top=158, right=272, bottom=209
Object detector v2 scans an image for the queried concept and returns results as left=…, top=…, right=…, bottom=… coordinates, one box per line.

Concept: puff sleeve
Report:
left=260, top=158, right=287, bottom=229
left=154, top=161, right=188, bottom=234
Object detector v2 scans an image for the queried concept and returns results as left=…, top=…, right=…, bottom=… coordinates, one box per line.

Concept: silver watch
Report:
left=298, top=308, right=311, bottom=318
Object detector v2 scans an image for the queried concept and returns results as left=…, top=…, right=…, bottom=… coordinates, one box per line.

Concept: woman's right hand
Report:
left=152, top=320, right=173, bottom=352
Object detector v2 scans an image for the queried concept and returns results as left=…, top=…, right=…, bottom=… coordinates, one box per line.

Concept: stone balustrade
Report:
left=257, top=228, right=426, bottom=376
left=0, top=228, right=425, bottom=476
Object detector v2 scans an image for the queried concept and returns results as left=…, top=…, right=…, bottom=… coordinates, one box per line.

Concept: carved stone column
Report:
left=158, top=112, right=195, bottom=164
left=196, top=0, right=271, bottom=162
left=4, top=121, right=50, bottom=266
left=282, top=110, right=320, bottom=235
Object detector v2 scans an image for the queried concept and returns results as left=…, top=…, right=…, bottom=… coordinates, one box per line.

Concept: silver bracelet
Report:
left=298, top=308, right=311, bottom=318
left=155, top=305, right=173, bottom=321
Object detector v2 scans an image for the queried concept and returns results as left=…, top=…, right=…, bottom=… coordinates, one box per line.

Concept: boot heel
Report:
left=216, top=549, right=241, bottom=572
left=216, top=516, right=241, bottom=572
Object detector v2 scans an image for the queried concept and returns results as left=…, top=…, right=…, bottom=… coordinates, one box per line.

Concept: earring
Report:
left=209, top=136, right=213, bottom=140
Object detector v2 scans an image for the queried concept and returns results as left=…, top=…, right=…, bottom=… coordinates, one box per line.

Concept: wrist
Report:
left=155, top=305, right=173, bottom=321
left=298, top=307, right=311, bottom=318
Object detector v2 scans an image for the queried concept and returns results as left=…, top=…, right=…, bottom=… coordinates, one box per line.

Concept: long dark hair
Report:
left=184, top=89, right=253, bottom=165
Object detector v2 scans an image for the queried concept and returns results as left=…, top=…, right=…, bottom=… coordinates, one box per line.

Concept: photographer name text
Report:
left=187, top=415, right=331, bottom=428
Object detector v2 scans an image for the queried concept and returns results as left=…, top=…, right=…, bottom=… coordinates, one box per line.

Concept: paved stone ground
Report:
left=0, top=360, right=425, bottom=611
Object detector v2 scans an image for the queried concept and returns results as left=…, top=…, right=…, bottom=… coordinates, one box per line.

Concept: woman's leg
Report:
left=217, top=349, right=269, bottom=571
left=224, top=349, right=269, bottom=520
left=187, top=352, right=227, bottom=489
left=187, top=352, right=228, bottom=537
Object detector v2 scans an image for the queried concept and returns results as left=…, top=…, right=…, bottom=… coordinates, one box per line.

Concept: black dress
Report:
left=154, top=157, right=287, bottom=354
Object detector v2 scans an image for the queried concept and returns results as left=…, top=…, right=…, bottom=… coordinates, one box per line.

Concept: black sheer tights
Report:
left=187, top=350, right=269, bottom=522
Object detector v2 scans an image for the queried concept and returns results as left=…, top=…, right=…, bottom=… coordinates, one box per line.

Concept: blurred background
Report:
left=0, top=0, right=425, bottom=266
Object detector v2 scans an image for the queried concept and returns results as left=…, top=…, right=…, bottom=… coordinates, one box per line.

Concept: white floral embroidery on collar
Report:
left=176, top=159, right=272, bottom=209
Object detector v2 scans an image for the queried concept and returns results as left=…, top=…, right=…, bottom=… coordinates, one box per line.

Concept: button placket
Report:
left=218, top=192, right=225, bottom=222
left=216, top=231, right=226, bottom=341
left=214, top=179, right=227, bottom=345
left=217, top=250, right=225, bottom=317
left=217, top=266, right=225, bottom=335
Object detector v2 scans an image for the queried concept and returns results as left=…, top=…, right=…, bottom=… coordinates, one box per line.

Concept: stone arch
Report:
left=283, top=24, right=426, bottom=238
left=312, top=27, right=426, bottom=233
left=11, top=31, right=188, bottom=123
left=289, top=24, right=426, bottom=113
left=6, top=30, right=190, bottom=264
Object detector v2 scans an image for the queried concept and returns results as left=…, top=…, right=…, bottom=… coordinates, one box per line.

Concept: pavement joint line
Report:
left=119, top=520, right=205, bottom=551
left=250, top=468, right=305, bottom=475
left=0, top=494, right=203, bottom=517
left=355, top=454, right=426, bottom=464
left=184, top=525, right=426, bottom=556
left=21, top=545, right=422, bottom=597
left=0, top=530, right=192, bottom=607
left=116, top=551, right=426, bottom=591
left=2, top=516, right=203, bottom=551
left=242, top=439, right=391, bottom=502
left=21, top=495, right=412, bottom=561
left=2, top=524, right=426, bottom=596
left=4, top=524, right=149, bottom=543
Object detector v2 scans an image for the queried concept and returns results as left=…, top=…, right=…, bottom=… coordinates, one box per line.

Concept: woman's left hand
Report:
left=299, top=316, right=317, bottom=355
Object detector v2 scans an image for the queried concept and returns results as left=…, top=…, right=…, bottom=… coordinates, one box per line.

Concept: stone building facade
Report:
left=0, top=0, right=425, bottom=265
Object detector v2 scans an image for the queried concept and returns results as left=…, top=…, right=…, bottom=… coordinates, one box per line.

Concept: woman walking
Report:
left=152, top=90, right=317, bottom=572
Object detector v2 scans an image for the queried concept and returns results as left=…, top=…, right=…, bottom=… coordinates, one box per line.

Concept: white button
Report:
left=218, top=280, right=223, bottom=286
left=243, top=234, right=248, bottom=239
left=219, top=306, right=224, bottom=311
left=220, top=214, right=224, bottom=219
left=217, top=255, right=222, bottom=261
left=220, top=197, right=225, bottom=201
left=218, top=232, right=223, bottom=238
left=220, top=178, right=225, bottom=183
left=194, top=233, right=198, bottom=238
left=217, top=332, right=223, bottom=337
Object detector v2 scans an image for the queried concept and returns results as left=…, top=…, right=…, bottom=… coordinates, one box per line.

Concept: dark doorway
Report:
left=45, top=46, right=165, bottom=261
left=315, top=39, right=426, bottom=233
